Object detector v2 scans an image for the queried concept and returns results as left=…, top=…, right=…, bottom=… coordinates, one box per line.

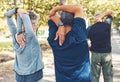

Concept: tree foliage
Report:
left=78, top=0, right=120, bottom=25
left=0, top=0, right=59, bottom=26
left=0, top=0, right=120, bottom=26
left=26, top=0, right=59, bottom=26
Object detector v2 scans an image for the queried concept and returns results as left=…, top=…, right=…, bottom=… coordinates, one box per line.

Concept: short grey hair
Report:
left=94, top=12, right=101, bottom=17
left=94, top=12, right=101, bottom=20
left=28, top=10, right=40, bottom=24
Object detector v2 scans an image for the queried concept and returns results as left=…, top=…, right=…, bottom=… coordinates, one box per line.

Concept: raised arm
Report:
left=95, top=10, right=113, bottom=23
left=104, top=11, right=113, bottom=25
left=105, top=16, right=113, bottom=25
left=49, top=5, right=84, bottom=18
left=17, top=15, right=23, bottom=34
left=50, top=14, right=65, bottom=46
left=16, top=8, right=30, bottom=48
left=16, top=14, right=35, bottom=48
left=101, top=10, right=113, bottom=19
left=49, top=5, right=84, bottom=46
left=16, top=8, right=29, bottom=34
left=21, top=14, right=35, bottom=37
left=6, top=8, right=17, bottom=36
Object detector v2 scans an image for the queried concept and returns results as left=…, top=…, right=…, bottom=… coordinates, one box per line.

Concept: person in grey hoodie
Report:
left=6, top=8, right=44, bottom=82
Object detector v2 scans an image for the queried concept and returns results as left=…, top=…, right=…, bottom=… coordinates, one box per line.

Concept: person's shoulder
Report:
left=87, top=23, right=100, bottom=30
left=93, top=22, right=105, bottom=26
left=73, top=17, right=85, bottom=24
left=73, top=17, right=85, bottom=21
left=48, top=19, right=57, bottom=27
left=48, top=19, right=54, bottom=24
left=88, top=25, right=92, bottom=28
left=87, top=25, right=93, bottom=30
left=92, top=22, right=110, bottom=29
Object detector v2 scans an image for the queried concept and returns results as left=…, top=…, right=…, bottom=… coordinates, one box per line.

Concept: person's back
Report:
left=88, top=21, right=111, bottom=53
left=6, top=8, right=44, bottom=82
left=48, top=4, right=91, bottom=82
left=87, top=11, right=113, bottom=82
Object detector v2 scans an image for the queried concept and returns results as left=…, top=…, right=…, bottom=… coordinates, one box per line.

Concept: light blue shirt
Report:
left=6, top=8, right=44, bottom=75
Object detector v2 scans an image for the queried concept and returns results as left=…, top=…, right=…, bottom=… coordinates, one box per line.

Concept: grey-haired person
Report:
left=6, top=8, right=44, bottom=82
left=87, top=11, right=114, bottom=82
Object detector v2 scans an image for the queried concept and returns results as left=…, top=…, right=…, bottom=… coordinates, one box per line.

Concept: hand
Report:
left=54, top=26, right=65, bottom=46
left=17, top=33, right=25, bottom=48
left=65, top=27, right=72, bottom=34
left=106, top=10, right=114, bottom=16
left=17, top=9, right=29, bottom=17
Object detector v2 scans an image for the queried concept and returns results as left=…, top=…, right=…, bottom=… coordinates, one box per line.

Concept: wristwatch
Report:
left=15, top=7, right=19, bottom=14
left=57, top=22, right=64, bottom=27
left=17, top=32, right=23, bottom=35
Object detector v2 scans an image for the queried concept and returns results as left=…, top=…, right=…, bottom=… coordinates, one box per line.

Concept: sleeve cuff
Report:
left=15, top=7, right=19, bottom=14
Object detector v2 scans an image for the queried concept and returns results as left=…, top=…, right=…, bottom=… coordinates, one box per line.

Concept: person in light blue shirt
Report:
left=6, top=8, right=44, bottom=82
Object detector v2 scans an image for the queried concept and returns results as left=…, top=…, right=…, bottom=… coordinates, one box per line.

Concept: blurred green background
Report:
left=0, top=0, right=120, bottom=52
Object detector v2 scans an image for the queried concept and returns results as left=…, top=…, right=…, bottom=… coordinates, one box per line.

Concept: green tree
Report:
left=78, top=0, right=120, bottom=25
left=0, top=0, right=120, bottom=26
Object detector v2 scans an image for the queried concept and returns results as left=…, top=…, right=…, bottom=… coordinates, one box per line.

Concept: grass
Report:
left=0, top=42, right=13, bottom=53
left=0, top=41, right=48, bottom=52
left=0, top=40, right=49, bottom=54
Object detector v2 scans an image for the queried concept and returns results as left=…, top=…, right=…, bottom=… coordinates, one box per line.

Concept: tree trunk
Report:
left=28, top=0, right=32, bottom=10
left=14, top=0, right=16, bottom=6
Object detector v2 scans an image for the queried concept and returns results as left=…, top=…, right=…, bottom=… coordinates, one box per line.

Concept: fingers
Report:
left=18, top=40, right=25, bottom=48
left=18, top=37, right=25, bottom=47
left=17, top=34, right=25, bottom=48
left=54, top=26, right=66, bottom=46
left=17, top=9, right=29, bottom=17
left=23, top=35, right=26, bottom=42
left=59, top=34, right=65, bottom=46
left=54, top=32, right=59, bottom=40
left=54, top=32, right=65, bottom=46
left=18, top=38, right=25, bottom=48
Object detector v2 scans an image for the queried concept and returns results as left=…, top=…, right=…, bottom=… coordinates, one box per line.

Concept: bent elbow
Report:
left=5, top=12, right=10, bottom=18
left=74, top=5, right=83, bottom=12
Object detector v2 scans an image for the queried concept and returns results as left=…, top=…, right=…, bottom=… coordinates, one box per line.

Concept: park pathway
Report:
left=0, top=29, right=120, bottom=82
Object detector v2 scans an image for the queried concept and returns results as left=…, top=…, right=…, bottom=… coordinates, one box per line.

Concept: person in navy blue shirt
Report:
left=48, top=4, right=91, bottom=82
left=87, top=11, right=113, bottom=82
